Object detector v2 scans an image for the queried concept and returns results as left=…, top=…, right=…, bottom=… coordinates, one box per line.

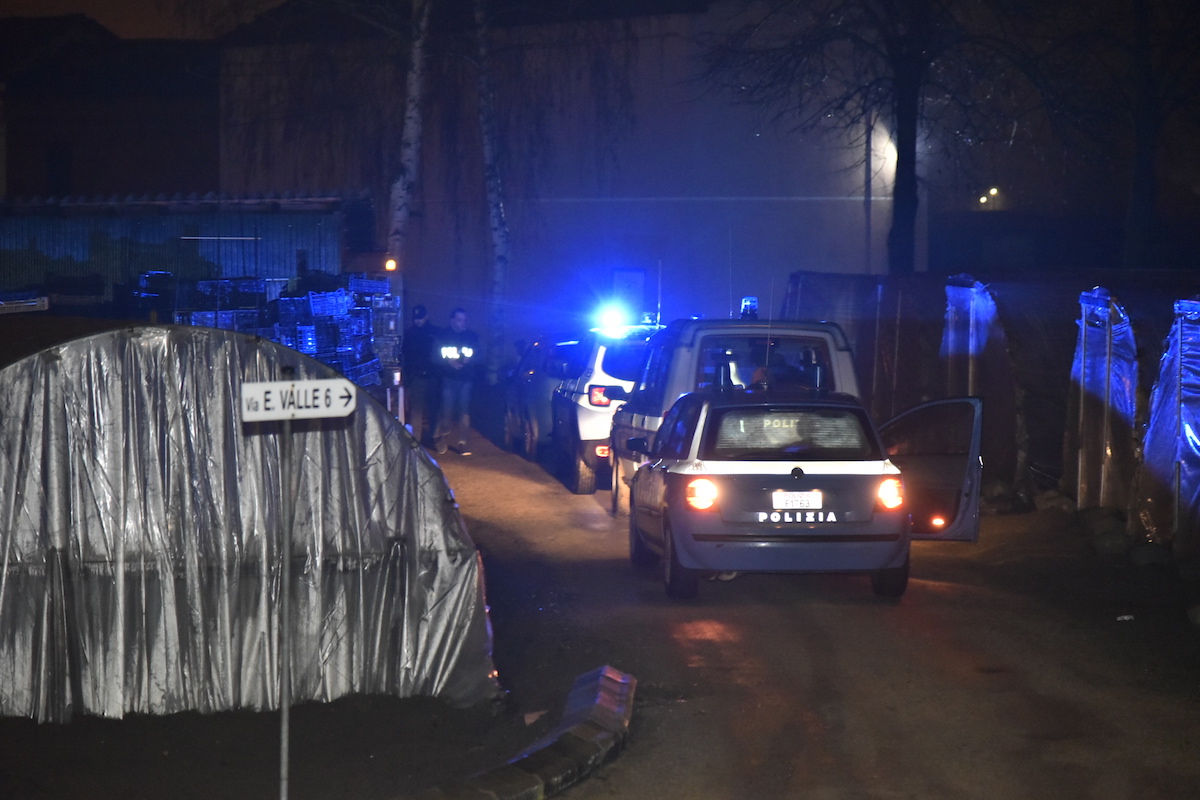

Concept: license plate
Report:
left=772, top=490, right=822, bottom=510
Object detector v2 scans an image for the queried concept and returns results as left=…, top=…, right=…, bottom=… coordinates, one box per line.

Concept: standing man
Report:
left=434, top=307, right=481, bottom=455
left=401, top=304, right=440, bottom=447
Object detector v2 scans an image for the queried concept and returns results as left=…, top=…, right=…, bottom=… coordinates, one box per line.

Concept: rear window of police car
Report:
left=601, top=337, right=653, bottom=382
left=701, top=406, right=881, bottom=461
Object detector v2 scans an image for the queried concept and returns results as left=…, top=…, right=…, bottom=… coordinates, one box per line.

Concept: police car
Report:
left=550, top=322, right=662, bottom=494
left=626, top=387, right=982, bottom=599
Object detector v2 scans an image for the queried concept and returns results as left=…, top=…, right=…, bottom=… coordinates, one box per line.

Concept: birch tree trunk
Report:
left=387, top=0, right=432, bottom=263
left=473, top=0, right=510, bottom=386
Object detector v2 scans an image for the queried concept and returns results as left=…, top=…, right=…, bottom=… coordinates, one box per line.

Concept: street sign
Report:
left=241, top=378, right=357, bottom=422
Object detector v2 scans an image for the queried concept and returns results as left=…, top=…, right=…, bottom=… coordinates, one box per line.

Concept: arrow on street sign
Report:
left=241, top=378, right=358, bottom=422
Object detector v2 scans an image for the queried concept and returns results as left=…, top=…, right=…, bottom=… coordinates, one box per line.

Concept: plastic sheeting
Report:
left=0, top=325, right=500, bottom=722
left=1133, top=301, right=1200, bottom=559
left=1067, top=288, right=1138, bottom=510
left=940, top=276, right=1000, bottom=396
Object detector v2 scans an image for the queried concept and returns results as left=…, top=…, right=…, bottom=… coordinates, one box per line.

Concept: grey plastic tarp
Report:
left=0, top=325, right=501, bottom=722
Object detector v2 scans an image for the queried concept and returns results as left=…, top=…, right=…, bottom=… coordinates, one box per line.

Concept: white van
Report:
left=608, top=318, right=860, bottom=515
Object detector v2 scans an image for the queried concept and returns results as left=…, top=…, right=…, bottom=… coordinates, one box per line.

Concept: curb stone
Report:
left=419, top=665, right=636, bottom=800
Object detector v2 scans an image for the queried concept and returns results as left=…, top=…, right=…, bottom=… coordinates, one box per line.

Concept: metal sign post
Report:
left=241, top=372, right=357, bottom=800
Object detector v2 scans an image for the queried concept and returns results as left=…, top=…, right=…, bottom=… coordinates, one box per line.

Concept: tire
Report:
left=871, top=554, right=910, bottom=598
left=663, top=521, right=698, bottom=600
left=567, top=440, right=597, bottom=495
left=610, top=455, right=626, bottom=516
left=629, top=506, right=656, bottom=570
left=521, top=417, right=538, bottom=462
left=502, top=409, right=521, bottom=454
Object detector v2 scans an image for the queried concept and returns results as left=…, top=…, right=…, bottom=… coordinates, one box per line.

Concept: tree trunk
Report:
left=387, top=0, right=431, bottom=263
left=1122, top=0, right=1159, bottom=270
left=887, top=57, right=922, bottom=276
left=474, top=0, right=510, bottom=386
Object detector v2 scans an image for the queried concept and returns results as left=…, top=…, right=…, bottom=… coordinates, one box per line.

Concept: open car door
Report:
left=879, top=397, right=983, bottom=542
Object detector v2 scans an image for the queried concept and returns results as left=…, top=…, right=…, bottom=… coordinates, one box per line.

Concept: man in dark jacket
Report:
left=401, top=304, right=440, bottom=447
left=434, top=307, right=481, bottom=454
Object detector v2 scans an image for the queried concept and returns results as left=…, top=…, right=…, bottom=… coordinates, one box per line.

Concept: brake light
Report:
left=876, top=478, right=903, bottom=510
left=588, top=386, right=611, bottom=406
left=686, top=478, right=719, bottom=510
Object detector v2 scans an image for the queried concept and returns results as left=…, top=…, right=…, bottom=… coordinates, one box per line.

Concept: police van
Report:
left=608, top=316, right=860, bottom=514
left=607, top=313, right=984, bottom=548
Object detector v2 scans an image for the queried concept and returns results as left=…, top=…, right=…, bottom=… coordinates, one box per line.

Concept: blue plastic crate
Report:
left=274, top=324, right=299, bottom=350
left=349, top=276, right=391, bottom=295
left=297, top=325, right=318, bottom=354
left=309, top=289, right=351, bottom=318
left=190, top=311, right=217, bottom=328
left=277, top=297, right=310, bottom=325
left=346, top=358, right=383, bottom=384
left=350, top=307, right=373, bottom=336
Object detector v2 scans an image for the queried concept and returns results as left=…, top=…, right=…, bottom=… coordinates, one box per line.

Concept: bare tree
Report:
left=1010, top=0, right=1200, bottom=269
left=471, top=0, right=510, bottom=385
left=702, top=0, right=1013, bottom=275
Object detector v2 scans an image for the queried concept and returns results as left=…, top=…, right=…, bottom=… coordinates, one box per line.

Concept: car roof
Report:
left=681, top=387, right=867, bottom=410
left=588, top=323, right=664, bottom=341
left=658, top=317, right=852, bottom=348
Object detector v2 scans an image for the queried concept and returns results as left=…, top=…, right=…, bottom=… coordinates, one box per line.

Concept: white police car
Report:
left=550, top=322, right=662, bottom=494
left=627, top=388, right=982, bottom=599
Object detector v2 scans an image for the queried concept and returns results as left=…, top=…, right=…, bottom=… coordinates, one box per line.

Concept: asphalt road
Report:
left=441, top=432, right=1200, bottom=800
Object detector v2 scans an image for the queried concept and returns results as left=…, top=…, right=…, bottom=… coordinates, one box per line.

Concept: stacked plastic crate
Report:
left=173, top=274, right=391, bottom=390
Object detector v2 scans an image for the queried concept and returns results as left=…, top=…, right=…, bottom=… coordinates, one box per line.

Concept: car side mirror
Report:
left=604, top=385, right=630, bottom=402
left=627, top=436, right=650, bottom=454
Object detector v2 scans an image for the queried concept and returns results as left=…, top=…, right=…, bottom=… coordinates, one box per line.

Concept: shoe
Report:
left=454, top=441, right=470, bottom=455
left=435, top=442, right=447, bottom=455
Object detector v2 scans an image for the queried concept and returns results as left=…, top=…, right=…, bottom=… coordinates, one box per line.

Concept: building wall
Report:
left=402, top=11, right=896, bottom=361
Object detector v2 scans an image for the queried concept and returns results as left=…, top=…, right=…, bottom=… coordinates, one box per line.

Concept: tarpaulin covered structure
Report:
left=1065, top=288, right=1139, bottom=511
left=0, top=325, right=500, bottom=723
left=1133, top=300, right=1200, bottom=561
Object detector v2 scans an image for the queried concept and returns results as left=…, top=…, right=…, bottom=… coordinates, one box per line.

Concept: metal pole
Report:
left=1077, top=311, right=1088, bottom=508
left=1176, top=317, right=1184, bottom=541
left=891, top=289, right=902, bottom=418
left=278, top=368, right=295, bottom=800
left=1100, top=304, right=1113, bottom=506
left=968, top=289, right=978, bottom=396
left=871, top=281, right=883, bottom=420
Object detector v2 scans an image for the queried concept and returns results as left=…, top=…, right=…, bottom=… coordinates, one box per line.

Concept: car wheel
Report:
left=522, top=417, right=538, bottom=462
left=568, top=441, right=597, bottom=495
left=663, top=520, right=698, bottom=600
left=610, top=455, right=626, bottom=516
left=503, top=409, right=521, bottom=453
left=871, top=553, right=910, bottom=598
left=629, top=506, right=656, bottom=570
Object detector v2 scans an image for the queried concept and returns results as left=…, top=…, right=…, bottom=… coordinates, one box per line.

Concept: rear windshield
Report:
left=701, top=406, right=881, bottom=461
left=694, top=334, right=834, bottom=392
left=600, top=338, right=652, bottom=381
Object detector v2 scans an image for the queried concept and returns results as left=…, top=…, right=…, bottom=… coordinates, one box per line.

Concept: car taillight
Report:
left=588, top=385, right=611, bottom=406
left=686, top=478, right=719, bottom=510
left=876, top=478, right=903, bottom=510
